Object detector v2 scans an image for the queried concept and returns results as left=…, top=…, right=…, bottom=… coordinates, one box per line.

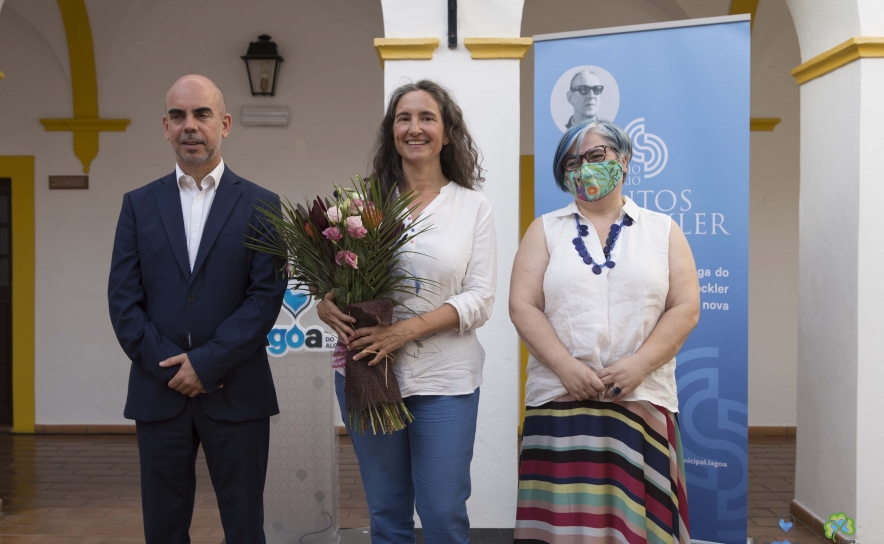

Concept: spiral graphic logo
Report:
left=625, top=118, right=668, bottom=178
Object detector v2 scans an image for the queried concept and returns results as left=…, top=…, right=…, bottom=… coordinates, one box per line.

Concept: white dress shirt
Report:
left=390, top=181, right=497, bottom=397
left=524, top=196, right=681, bottom=412
left=176, top=160, right=224, bottom=271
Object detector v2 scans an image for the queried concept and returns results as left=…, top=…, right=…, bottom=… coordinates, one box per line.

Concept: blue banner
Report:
left=534, top=18, right=750, bottom=544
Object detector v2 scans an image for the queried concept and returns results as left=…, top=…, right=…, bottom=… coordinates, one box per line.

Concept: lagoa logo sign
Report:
left=267, top=288, right=337, bottom=356
left=625, top=118, right=668, bottom=180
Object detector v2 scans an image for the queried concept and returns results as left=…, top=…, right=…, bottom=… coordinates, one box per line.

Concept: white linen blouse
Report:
left=524, top=196, right=680, bottom=412
left=361, top=181, right=497, bottom=397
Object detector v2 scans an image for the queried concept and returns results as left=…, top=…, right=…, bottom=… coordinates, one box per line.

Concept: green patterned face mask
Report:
left=563, top=160, right=623, bottom=202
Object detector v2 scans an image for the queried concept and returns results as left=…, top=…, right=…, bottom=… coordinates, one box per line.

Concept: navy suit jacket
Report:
left=108, top=166, right=286, bottom=422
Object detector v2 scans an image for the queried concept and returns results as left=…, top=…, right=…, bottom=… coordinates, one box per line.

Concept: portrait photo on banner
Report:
left=549, top=65, right=620, bottom=131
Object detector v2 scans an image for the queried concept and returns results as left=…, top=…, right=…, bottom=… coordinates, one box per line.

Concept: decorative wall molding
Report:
left=747, top=425, right=795, bottom=436
left=750, top=118, right=781, bottom=131
left=35, top=424, right=136, bottom=434
left=791, top=500, right=850, bottom=542
left=463, top=37, right=533, bottom=61
left=0, top=71, right=5, bottom=79
left=373, top=37, right=440, bottom=68
left=40, top=0, right=129, bottom=174
left=792, top=37, right=884, bottom=85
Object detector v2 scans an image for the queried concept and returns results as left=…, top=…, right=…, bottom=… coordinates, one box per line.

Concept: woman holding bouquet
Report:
left=317, top=80, right=496, bottom=544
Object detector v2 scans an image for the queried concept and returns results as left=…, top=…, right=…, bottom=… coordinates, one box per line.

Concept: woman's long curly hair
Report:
left=371, top=80, right=484, bottom=195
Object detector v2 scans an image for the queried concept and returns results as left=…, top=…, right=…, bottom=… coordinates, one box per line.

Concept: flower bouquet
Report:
left=246, top=176, right=432, bottom=434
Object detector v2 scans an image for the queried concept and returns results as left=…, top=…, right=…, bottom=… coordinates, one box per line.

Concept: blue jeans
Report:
left=335, top=372, right=479, bottom=544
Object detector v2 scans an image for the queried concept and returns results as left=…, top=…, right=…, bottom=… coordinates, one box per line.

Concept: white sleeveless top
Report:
left=525, top=196, right=679, bottom=412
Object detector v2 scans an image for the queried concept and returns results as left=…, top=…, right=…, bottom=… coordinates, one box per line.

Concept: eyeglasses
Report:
left=570, top=85, right=604, bottom=96
left=562, top=145, right=617, bottom=171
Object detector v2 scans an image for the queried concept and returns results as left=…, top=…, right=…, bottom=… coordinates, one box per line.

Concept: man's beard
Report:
left=174, top=136, right=219, bottom=165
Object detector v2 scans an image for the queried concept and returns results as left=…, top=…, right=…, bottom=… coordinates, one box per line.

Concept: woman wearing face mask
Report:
left=509, top=121, right=700, bottom=543
left=316, top=80, right=495, bottom=544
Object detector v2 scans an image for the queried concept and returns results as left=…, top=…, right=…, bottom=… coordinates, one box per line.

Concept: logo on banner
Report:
left=625, top=118, right=668, bottom=179
left=267, top=288, right=337, bottom=356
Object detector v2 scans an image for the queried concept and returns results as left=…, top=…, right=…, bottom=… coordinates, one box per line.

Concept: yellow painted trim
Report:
left=39, top=118, right=130, bottom=132
left=518, top=155, right=535, bottom=434
left=0, top=156, right=36, bottom=434
left=373, top=38, right=440, bottom=68
left=729, top=0, right=759, bottom=30
left=44, top=0, right=129, bottom=174
left=791, top=37, right=884, bottom=85
left=463, top=38, right=533, bottom=61
left=0, top=71, right=5, bottom=79
left=750, top=118, right=781, bottom=131
left=58, top=0, right=98, bottom=119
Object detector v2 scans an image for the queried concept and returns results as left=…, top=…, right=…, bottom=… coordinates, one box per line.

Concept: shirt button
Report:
left=178, top=334, right=186, bottom=343
left=187, top=295, right=196, bottom=303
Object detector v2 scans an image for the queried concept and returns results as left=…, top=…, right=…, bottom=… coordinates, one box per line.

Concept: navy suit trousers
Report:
left=136, top=398, right=270, bottom=544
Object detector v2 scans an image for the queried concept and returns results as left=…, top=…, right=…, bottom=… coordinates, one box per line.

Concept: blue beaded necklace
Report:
left=572, top=212, right=634, bottom=274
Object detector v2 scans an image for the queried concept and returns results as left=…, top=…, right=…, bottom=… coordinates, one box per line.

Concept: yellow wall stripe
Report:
left=58, top=0, right=99, bottom=119
left=39, top=0, right=129, bottom=174
left=373, top=38, right=440, bottom=68
left=0, top=71, right=5, bottom=79
left=0, top=156, right=35, bottom=433
left=792, top=37, right=884, bottom=85
left=518, top=155, right=535, bottom=434
left=463, top=38, right=533, bottom=61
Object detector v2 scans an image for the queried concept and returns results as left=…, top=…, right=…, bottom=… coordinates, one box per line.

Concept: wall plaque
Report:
left=49, top=176, right=88, bottom=189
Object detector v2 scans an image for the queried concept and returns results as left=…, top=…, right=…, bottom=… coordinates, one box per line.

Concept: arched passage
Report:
left=784, top=0, right=884, bottom=536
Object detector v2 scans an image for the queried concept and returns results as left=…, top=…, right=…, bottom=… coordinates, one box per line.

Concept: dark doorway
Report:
left=0, top=178, right=10, bottom=424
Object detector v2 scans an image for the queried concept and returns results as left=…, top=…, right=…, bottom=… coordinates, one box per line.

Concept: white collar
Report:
left=176, top=159, right=225, bottom=191
left=548, top=195, right=642, bottom=223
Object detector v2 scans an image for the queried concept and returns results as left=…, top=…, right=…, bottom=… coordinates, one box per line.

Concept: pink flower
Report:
left=350, top=198, right=365, bottom=214
left=335, top=250, right=358, bottom=269
left=326, top=206, right=343, bottom=223
left=346, top=215, right=368, bottom=239
left=322, top=227, right=342, bottom=242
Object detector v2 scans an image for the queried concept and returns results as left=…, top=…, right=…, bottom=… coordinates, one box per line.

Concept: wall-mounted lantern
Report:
left=241, top=35, right=284, bottom=97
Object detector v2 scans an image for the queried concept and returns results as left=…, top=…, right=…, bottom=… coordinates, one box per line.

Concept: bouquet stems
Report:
left=343, top=299, right=413, bottom=434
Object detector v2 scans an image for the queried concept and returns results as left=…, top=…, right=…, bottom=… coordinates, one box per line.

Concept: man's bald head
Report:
left=163, top=74, right=232, bottom=176
left=166, top=74, right=226, bottom=115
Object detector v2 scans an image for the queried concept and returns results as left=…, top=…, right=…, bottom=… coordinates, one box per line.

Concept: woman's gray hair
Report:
left=552, top=120, right=633, bottom=189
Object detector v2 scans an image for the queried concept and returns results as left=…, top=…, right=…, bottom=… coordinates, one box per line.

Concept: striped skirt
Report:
left=514, top=399, right=690, bottom=544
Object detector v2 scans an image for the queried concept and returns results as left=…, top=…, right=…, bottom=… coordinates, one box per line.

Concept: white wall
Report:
left=746, top=0, right=800, bottom=427
left=0, top=0, right=385, bottom=424
left=520, top=0, right=801, bottom=426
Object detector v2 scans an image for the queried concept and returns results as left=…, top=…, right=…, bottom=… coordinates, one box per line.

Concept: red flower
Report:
left=363, top=202, right=383, bottom=229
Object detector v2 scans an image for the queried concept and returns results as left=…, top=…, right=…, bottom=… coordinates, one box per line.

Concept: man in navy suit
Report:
left=108, top=74, right=286, bottom=543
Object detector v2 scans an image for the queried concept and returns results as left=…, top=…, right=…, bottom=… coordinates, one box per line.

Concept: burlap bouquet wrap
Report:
left=343, top=299, right=413, bottom=434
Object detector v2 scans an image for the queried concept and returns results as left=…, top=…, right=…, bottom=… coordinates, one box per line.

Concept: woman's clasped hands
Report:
left=554, top=356, right=606, bottom=400
left=596, top=354, right=649, bottom=399
left=316, top=291, right=414, bottom=366
left=554, top=354, right=650, bottom=401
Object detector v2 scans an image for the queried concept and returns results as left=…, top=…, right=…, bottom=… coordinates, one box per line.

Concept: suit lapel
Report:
left=155, top=172, right=191, bottom=281
left=189, top=166, right=243, bottom=283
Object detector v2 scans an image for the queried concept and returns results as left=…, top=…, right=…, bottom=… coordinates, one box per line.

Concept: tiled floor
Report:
left=0, top=432, right=831, bottom=543
left=0, top=433, right=223, bottom=543
left=745, top=436, right=828, bottom=543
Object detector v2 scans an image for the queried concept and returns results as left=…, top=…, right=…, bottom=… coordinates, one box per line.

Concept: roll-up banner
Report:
left=534, top=15, right=750, bottom=544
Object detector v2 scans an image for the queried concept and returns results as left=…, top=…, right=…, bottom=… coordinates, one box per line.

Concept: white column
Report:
left=787, top=0, right=884, bottom=540
left=380, top=0, right=525, bottom=528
